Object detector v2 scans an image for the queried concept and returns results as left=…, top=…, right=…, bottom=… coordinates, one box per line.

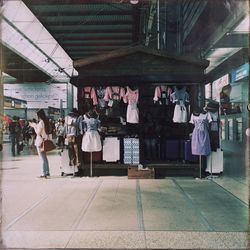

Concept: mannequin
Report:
left=190, top=106, right=212, bottom=178
left=189, top=106, right=212, bottom=156
left=81, top=109, right=102, bottom=176
left=171, top=86, right=189, bottom=123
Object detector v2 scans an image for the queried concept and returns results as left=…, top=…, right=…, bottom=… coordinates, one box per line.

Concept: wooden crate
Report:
left=128, top=166, right=155, bottom=179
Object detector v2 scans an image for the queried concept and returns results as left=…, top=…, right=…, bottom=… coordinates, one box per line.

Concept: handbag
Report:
left=40, top=139, right=56, bottom=152
left=19, top=141, right=24, bottom=152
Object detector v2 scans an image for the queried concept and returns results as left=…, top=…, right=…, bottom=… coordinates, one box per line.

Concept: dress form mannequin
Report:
left=190, top=106, right=212, bottom=178
left=81, top=109, right=102, bottom=177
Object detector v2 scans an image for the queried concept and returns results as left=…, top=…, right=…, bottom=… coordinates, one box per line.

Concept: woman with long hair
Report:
left=29, top=109, right=51, bottom=178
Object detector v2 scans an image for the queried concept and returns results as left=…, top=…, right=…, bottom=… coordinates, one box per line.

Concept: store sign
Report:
left=4, top=83, right=67, bottom=109
left=231, top=63, right=249, bottom=83
left=212, top=74, right=229, bottom=101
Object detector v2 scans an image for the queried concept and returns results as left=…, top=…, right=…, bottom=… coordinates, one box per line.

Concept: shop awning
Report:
left=72, top=45, right=209, bottom=86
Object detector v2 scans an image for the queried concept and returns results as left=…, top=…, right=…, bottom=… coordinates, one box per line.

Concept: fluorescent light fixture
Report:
left=130, top=0, right=139, bottom=4
left=1, top=0, right=78, bottom=82
left=205, top=48, right=241, bottom=73
left=233, top=15, right=249, bottom=33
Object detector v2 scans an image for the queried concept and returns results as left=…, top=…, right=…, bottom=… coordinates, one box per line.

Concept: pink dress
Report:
left=123, top=87, right=139, bottom=124
left=82, top=87, right=98, bottom=106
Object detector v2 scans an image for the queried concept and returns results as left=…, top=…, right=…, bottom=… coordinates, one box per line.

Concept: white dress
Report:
left=81, top=115, right=102, bottom=152
left=171, top=87, right=189, bottom=123
left=123, top=86, right=139, bottom=124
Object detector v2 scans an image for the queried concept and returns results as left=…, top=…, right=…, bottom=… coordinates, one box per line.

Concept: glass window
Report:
left=228, top=118, right=233, bottom=141
left=236, top=117, right=243, bottom=142
left=221, top=118, right=225, bottom=140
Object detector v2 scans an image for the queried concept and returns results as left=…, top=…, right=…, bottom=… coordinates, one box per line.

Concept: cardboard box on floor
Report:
left=128, top=166, right=155, bottom=179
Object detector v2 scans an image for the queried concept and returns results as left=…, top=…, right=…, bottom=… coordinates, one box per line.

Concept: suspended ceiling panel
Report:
left=22, top=0, right=143, bottom=60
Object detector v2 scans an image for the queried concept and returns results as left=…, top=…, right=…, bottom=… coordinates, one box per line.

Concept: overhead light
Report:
left=130, top=0, right=139, bottom=4
left=1, top=0, right=78, bottom=82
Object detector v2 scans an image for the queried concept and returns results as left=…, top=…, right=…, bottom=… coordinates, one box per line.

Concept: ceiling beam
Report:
left=60, top=40, right=132, bottom=46
left=31, top=10, right=134, bottom=16
left=23, top=0, right=141, bottom=5
left=213, top=33, right=249, bottom=49
left=202, top=1, right=248, bottom=57
left=52, top=29, right=132, bottom=34
left=43, top=20, right=133, bottom=26
left=64, top=46, right=127, bottom=51
left=55, top=35, right=133, bottom=41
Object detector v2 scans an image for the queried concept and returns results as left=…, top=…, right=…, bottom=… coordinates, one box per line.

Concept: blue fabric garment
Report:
left=83, top=115, right=100, bottom=132
left=190, top=113, right=211, bottom=156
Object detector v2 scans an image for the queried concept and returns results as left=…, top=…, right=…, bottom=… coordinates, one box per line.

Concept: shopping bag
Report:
left=40, top=139, right=56, bottom=152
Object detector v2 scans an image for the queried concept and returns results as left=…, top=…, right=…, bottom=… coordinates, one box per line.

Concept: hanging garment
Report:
left=81, top=115, right=102, bottom=152
left=96, top=86, right=107, bottom=109
left=103, top=137, right=120, bottom=162
left=190, top=112, right=212, bottom=156
left=82, top=87, right=98, bottom=113
left=153, top=85, right=172, bottom=105
left=171, top=87, right=189, bottom=123
left=123, top=86, right=139, bottom=124
left=208, top=111, right=220, bottom=151
left=123, top=138, right=140, bottom=164
left=104, top=86, right=125, bottom=118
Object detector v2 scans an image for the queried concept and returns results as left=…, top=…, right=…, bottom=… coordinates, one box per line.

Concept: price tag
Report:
left=108, top=99, right=113, bottom=107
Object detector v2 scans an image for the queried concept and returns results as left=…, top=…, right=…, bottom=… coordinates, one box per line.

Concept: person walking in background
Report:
left=56, top=118, right=65, bottom=149
left=29, top=118, right=37, bottom=149
left=29, top=109, right=51, bottom=178
left=9, top=116, right=22, bottom=156
left=23, top=120, right=31, bottom=146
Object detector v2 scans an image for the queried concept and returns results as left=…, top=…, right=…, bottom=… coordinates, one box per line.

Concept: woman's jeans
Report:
left=10, top=134, right=20, bottom=156
left=36, top=146, right=50, bottom=176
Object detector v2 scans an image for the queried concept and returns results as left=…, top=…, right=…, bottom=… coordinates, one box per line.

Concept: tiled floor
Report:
left=0, top=143, right=249, bottom=249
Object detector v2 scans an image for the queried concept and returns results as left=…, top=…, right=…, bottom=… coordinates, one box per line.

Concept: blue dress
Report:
left=190, top=112, right=212, bottom=156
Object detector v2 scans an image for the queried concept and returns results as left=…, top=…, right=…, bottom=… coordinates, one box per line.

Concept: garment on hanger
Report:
left=123, top=86, right=139, bottom=124
left=153, top=85, right=172, bottom=105
left=96, top=86, right=107, bottom=109
left=171, top=86, right=189, bottom=123
left=189, top=112, right=212, bottom=156
left=104, top=86, right=125, bottom=118
left=82, top=87, right=98, bottom=113
left=208, top=111, right=220, bottom=151
left=81, top=114, right=102, bottom=152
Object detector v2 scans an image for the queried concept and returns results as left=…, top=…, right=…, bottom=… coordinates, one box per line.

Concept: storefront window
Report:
left=220, top=83, right=243, bottom=115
